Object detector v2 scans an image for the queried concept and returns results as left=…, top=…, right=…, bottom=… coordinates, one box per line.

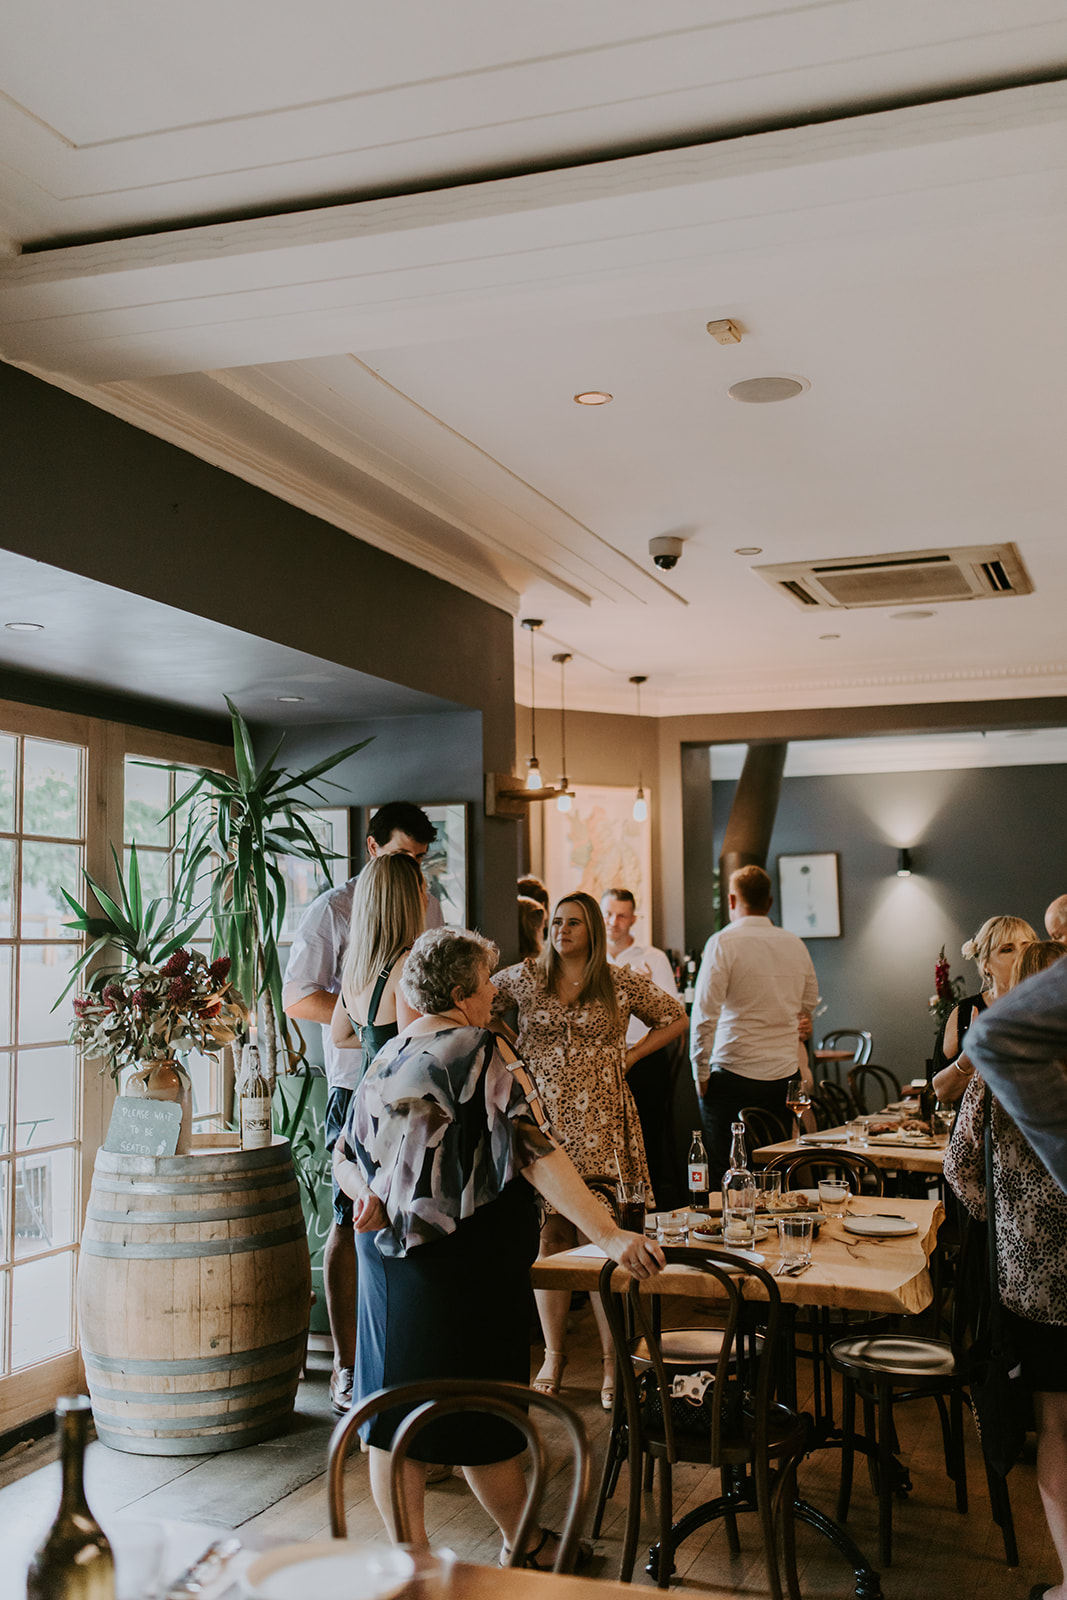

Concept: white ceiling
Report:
left=2, top=2, right=1067, bottom=718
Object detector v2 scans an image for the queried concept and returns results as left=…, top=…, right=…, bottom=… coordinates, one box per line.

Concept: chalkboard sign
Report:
left=104, top=1096, right=183, bottom=1158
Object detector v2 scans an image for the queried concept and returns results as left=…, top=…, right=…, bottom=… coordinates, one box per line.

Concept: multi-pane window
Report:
left=0, top=732, right=85, bottom=1388
left=122, top=755, right=224, bottom=1129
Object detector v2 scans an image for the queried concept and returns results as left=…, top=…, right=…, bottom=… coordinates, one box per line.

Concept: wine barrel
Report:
left=78, top=1136, right=311, bottom=1455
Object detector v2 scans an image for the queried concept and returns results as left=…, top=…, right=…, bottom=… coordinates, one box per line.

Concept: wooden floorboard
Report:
left=1, top=1302, right=1055, bottom=1600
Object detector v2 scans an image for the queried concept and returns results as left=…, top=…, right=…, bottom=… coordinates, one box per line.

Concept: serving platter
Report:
left=243, top=1543, right=414, bottom=1600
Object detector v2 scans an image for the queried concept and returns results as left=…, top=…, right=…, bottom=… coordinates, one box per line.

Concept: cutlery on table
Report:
left=165, top=1536, right=242, bottom=1598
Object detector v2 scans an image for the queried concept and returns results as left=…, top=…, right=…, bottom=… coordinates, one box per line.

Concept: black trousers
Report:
left=699, top=1069, right=791, bottom=1189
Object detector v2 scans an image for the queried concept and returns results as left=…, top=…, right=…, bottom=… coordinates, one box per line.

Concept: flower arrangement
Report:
left=928, top=944, right=965, bottom=1033
left=70, top=948, right=248, bottom=1081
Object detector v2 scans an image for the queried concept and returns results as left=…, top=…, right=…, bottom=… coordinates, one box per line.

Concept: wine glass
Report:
left=785, top=1073, right=810, bottom=1140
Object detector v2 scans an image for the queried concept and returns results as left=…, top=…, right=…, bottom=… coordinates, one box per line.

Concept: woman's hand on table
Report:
left=605, top=1228, right=665, bottom=1279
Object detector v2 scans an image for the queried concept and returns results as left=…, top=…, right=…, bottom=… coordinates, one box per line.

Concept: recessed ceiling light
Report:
left=5, top=621, right=44, bottom=632
left=573, top=391, right=613, bottom=406
left=890, top=610, right=936, bottom=621
left=734, top=546, right=762, bottom=556
left=819, top=633, right=840, bottom=640
left=276, top=695, right=304, bottom=703
left=728, top=376, right=809, bottom=404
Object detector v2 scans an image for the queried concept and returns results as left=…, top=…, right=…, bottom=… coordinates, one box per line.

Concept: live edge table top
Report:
left=530, top=1195, right=944, bottom=1317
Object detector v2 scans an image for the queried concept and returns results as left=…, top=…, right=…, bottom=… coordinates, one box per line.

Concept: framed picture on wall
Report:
left=542, top=786, right=654, bottom=946
left=777, top=851, right=841, bottom=938
left=361, top=802, right=470, bottom=929
left=278, top=806, right=351, bottom=942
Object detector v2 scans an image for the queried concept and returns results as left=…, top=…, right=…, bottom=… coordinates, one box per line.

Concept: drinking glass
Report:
left=785, top=1073, right=810, bottom=1139
left=847, top=1115, right=869, bottom=1144
left=616, top=1179, right=646, bottom=1234
left=644, top=1211, right=660, bottom=1239
left=777, top=1214, right=814, bottom=1266
left=817, top=1178, right=849, bottom=1217
left=656, top=1209, right=689, bottom=1245
left=754, top=1170, right=782, bottom=1209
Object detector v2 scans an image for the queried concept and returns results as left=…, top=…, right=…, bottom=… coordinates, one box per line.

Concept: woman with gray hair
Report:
left=334, top=926, right=663, bottom=1565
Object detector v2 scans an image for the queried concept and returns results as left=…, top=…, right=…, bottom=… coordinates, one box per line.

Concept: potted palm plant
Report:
left=150, top=696, right=370, bottom=1168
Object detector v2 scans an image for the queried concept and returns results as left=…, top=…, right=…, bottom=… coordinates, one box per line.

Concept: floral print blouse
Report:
left=343, top=1024, right=556, bottom=1258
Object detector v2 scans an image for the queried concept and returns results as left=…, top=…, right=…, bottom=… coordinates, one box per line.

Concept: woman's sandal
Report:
left=600, top=1356, right=616, bottom=1411
left=532, top=1350, right=567, bottom=1396
left=500, top=1528, right=593, bottom=1570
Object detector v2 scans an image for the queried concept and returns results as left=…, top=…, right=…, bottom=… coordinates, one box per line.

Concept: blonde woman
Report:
left=932, top=915, right=1037, bottom=1105
left=330, top=851, right=426, bottom=1068
left=493, top=891, right=687, bottom=1405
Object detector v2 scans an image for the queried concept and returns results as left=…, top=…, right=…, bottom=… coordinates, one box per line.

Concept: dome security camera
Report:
left=649, top=535, right=684, bottom=571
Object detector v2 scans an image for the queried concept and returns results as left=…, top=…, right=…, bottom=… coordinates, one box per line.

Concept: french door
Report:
left=0, top=700, right=230, bottom=1433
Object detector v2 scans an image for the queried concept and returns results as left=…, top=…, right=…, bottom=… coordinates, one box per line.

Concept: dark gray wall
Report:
left=1, top=362, right=521, bottom=949
left=705, top=763, right=1067, bottom=1079
left=256, top=710, right=515, bottom=952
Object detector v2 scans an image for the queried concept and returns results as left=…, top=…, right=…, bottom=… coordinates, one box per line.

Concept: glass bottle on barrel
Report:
left=27, top=1396, right=114, bottom=1599
left=688, top=1128, right=709, bottom=1211
left=721, top=1122, right=756, bottom=1247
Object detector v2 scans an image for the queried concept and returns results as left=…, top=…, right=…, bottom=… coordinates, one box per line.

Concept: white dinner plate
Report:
left=799, top=1131, right=847, bottom=1145
left=243, top=1542, right=415, bottom=1600
left=843, top=1215, right=919, bottom=1239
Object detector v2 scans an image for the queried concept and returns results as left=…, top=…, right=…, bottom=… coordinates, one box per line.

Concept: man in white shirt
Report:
left=602, top=887, right=684, bottom=1207
left=283, top=801, right=442, bottom=1412
left=690, top=864, right=819, bottom=1185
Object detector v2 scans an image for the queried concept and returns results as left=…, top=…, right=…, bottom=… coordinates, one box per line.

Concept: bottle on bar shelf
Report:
left=239, top=1040, right=273, bottom=1150
left=26, top=1396, right=114, bottom=1599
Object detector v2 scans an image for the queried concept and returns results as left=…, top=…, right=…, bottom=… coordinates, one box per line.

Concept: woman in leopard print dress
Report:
left=493, top=891, right=686, bottom=1405
left=944, top=939, right=1067, bottom=1600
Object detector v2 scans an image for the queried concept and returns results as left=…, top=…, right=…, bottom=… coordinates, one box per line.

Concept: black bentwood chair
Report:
left=819, top=1029, right=873, bottom=1069
left=848, top=1064, right=903, bottom=1115
left=327, top=1379, right=591, bottom=1573
left=597, top=1250, right=809, bottom=1597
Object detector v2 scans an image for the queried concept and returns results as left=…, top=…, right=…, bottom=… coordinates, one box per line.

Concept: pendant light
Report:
left=630, top=675, right=648, bottom=822
left=552, top=652, right=575, bottom=812
left=522, top=619, right=544, bottom=789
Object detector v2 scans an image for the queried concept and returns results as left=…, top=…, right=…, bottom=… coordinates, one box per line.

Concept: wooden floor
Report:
left=1, top=1302, right=1055, bottom=1600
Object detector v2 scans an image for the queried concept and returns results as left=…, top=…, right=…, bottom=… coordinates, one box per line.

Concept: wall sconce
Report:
left=896, top=848, right=913, bottom=877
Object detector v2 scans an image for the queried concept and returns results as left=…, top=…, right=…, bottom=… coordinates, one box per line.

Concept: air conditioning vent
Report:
left=755, top=543, right=1033, bottom=611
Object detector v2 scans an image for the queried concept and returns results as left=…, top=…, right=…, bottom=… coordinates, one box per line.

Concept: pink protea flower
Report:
left=162, top=950, right=191, bottom=976
left=208, top=956, right=231, bottom=982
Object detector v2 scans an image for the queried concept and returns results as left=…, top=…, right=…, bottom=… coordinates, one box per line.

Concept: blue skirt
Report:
left=354, top=1178, right=540, bottom=1463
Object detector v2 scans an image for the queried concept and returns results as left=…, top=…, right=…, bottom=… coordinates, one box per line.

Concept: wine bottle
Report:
left=721, top=1122, right=756, bottom=1247
left=27, top=1397, right=114, bottom=1599
left=687, top=1128, right=709, bottom=1208
left=239, top=1042, right=272, bottom=1150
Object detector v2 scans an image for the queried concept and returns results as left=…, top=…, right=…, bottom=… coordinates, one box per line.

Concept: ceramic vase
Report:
left=127, top=1058, right=193, bottom=1155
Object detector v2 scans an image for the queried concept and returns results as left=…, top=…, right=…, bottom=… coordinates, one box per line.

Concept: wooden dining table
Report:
left=107, top=1520, right=644, bottom=1600
left=752, top=1127, right=947, bottom=1177
left=532, top=1193, right=944, bottom=1316
left=534, top=1194, right=943, bottom=1600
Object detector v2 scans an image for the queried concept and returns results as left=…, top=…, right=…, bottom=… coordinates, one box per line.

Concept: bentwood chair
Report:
left=829, top=1216, right=1017, bottom=1569
left=327, top=1379, right=591, bottom=1572
left=848, top=1064, right=902, bottom=1114
left=598, top=1251, right=809, bottom=1597
left=765, top=1148, right=884, bottom=1196
left=819, top=1029, right=873, bottom=1069
left=739, top=1104, right=790, bottom=1157
left=817, top=1078, right=856, bottom=1125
